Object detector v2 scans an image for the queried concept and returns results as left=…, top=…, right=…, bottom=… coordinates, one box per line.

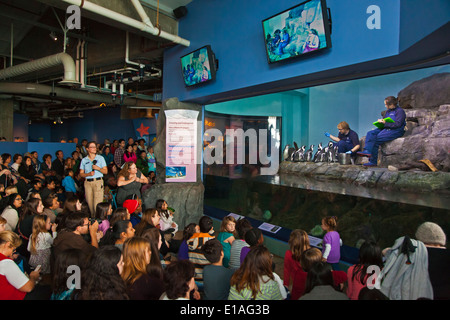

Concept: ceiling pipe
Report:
left=0, top=52, right=80, bottom=86
left=60, top=0, right=190, bottom=47
left=0, top=82, right=157, bottom=107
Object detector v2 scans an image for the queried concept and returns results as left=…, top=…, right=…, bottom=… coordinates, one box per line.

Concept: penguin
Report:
left=299, top=145, right=306, bottom=161
left=305, top=145, right=314, bottom=162
left=326, top=141, right=334, bottom=162
left=313, top=142, right=323, bottom=162
left=333, top=145, right=339, bottom=162
left=293, top=145, right=306, bottom=162
left=283, top=145, right=290, bottom=161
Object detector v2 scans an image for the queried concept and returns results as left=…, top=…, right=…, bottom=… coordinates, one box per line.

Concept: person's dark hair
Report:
left=230, top=245, right=274, bottom=299
left=64, top=211, right=88, bottom=232
left=304, top=261, right=335, bottom=294
left=95, top=202, right=111, bottom=221
left=8, top=193, right=22, bottom=210
left=182, top=223, right=197, bottom=241
left=140, top=227, right=164, bottom=280
left=199, top=215, right=213, bottom=233
left=64, top=168, right=73, bottom=177
left=384, top=96, right=398, bottom=107
left=43, top=193, right=58, bottom=208
left=13, top=153, right=22, bottom=163
left=109, top=207, right=129, bottom=226
left=1, top=153, right=11, bottom=163
left=244, top=228, right=262, bottom=247
left=18, top=198, right=41, bottom=223
left=236, top=218, right=252, bottom=239
left=55, top=150, right=63, bottom=157
left=75, top=245, right=129, bottom=300
left=155, top=199, right=169, bottom=220
left=358, top=286, right=389, bottom=300
left=201, top=239, right=223, bottom=264
left=31, top=179, right=42, bottom=188
left=42, top=154, right=51, bottom=162
left=352, top=241, right=383, bottom=285
left=52, top=248, right=87, bottom=297
left=100, top=220, right=131, bottom=246
left=163, top=259, right=195, bottom=300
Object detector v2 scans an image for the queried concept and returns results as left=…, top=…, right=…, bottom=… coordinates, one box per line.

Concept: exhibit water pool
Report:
left=203, top=173, right=450, bottom=249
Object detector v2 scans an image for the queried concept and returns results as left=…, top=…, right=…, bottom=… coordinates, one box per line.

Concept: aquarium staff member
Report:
left=79, top=141, right=107, bottom=218
left=325, top=121, right=360, bottom=154
left=357, top=96, right=406, bottom=167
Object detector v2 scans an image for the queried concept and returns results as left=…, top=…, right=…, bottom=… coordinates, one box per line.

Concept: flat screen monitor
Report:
left=262, top=0, right=332, bottom=64
left=181, top=45, right=217, bottom=87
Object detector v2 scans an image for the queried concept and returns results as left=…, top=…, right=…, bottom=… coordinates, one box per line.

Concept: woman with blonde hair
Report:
left=284, top=229, right=310, bottom=289
left=121, top=237, right=165, bottom=300
left=0, top=230, right=40, bottom=299
left=116, top=162, right=148, bottom=207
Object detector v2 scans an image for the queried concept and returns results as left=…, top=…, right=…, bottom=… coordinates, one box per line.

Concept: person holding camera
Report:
left=79, top=141, right=107, bottom=218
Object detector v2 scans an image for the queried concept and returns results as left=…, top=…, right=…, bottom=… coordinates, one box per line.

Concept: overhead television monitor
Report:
left=262, top=0, right=332, bottom=64
left=181, top=45, right=217, bottom=87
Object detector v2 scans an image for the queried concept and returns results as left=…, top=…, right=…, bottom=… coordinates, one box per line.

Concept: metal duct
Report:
left=0, top=82, right=156, bottom=107
left=61, top=0, right=190, bottom=47
left=0, top=52, right=79, bottom=86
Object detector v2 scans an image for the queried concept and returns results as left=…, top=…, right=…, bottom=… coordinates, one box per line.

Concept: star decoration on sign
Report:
left=136, top=122, right=150, bottom=137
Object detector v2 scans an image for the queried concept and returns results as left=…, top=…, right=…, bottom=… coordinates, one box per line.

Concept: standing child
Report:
left=27, top=215, right=57, bottom=273
left=217, top=216, right=238, bottom=268
left=321, top=216, right=342, bottom=270
left=61, top=169, right=77, bottom=199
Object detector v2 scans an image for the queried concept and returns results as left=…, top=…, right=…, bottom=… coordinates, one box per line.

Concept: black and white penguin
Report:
left=305, top=145, right=314, bottom=162
left=326, top=141, right=334, bottom=162
left=313, top=143, right=323, bottom=162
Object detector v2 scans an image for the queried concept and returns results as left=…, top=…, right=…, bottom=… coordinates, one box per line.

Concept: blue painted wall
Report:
left=163, top=0, right=406, bottom=102
left=27, top=107, right=156, bottom=143
left=206, top=64, right=450, bottom=148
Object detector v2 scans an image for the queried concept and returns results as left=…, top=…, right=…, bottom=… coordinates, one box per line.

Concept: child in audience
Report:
left=160, top=260, right=199, bottom=300
left=229, top=245, right=283, bottom=300
left=229, top=218, right=252, bottom=270
left=201, top=239, right=235, bottom=300
left=27, top=215, right=57, bottom=274
left=284, top=229, right=311, bottom=289
left=95, top=202, right=113, bottom=235
left=291, top=247, right=347, bottom=299
left=240, top=228, right=264, bottom=264
left=156, top=199, right=178, bottom=236
left=178, top=223, right=199, bottom=261
left=217, top=215, right=238, bottom=268
left=321, top=216, right=342, bottom=270
left=346, top=240, right=383, bottom=300
left=187, top=216, right=215, bottom=283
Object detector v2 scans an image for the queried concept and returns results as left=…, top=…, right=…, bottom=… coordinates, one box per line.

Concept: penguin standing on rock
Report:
left=293, top=145, right=306, bottom=162
left=305, top=145, right=314, bottom=162
left=313, top=143, right=323, bottom=162
left=326, top=141, right=334, bottom=162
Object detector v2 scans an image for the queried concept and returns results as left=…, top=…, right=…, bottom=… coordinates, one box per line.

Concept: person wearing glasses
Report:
left=53, top=211, right=100, bottom=261
left=1, top=193, right=23, bottom=232
left=79, top=141, right=107, bottom=218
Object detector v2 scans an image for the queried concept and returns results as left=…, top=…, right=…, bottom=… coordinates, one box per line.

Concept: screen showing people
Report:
left=181, top=46, right=215, bottom=87
left=263, top=0, right=331, bottom=63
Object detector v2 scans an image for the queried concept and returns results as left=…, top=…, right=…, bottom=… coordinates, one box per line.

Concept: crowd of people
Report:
left=0, top=134, right=448, bottom=301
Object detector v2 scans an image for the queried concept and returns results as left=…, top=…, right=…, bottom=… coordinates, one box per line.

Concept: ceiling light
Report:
left=49, top=32, right=58, bottom=41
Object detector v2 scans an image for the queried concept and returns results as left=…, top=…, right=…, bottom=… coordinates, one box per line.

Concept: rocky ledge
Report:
left=278, top=161, right=450, bottom=196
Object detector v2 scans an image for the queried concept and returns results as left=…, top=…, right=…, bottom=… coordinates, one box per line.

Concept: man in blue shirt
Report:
left=79, top=141, right=107, bottom=217
left=325, top=121, right=360, bottom=154
left=357, top=96, right=406, bottom=167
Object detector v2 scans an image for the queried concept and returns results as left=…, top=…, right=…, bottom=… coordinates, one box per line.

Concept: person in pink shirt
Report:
left=346, top=240, right=383, bottom=300
left=123, top=144, right=137, bottom=164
